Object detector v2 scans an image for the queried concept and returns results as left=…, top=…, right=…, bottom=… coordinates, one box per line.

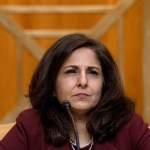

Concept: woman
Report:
left=0, top=33, right=150, bottom=150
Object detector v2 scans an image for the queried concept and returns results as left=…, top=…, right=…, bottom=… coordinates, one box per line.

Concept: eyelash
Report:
left=65, top=69, right=77, bottom=74
left=87, top=70, right=98, bottom=75
left=65, top=69, right=98, bottom=76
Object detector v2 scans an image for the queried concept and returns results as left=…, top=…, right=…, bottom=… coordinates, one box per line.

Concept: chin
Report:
left=71, top=106, right=92, bottom=114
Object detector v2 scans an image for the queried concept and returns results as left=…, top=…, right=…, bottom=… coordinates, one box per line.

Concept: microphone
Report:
left=62, top=100, right=80, bottom=150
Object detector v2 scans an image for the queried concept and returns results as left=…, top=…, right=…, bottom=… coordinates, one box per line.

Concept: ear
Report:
left=53, top=91, right=56, bottom=97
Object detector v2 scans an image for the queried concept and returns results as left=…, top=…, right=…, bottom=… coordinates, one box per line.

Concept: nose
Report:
left=77, top=72, right=88, bottom=88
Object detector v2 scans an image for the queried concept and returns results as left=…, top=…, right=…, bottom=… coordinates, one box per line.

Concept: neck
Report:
left=70, top=116, right=92, bottom=148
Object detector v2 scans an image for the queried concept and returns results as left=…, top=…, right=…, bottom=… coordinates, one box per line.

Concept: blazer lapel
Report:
left=47, top=141, right=71, bottom=150
left=47, top=141, right=118, bottom=150
left=94, top=141, right=118, bottom=150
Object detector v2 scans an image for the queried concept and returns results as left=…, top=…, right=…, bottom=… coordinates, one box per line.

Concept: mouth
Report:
left=73, top=93, right=90, bottom=98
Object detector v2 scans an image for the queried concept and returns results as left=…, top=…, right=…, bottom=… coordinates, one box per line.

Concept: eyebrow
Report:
left=64, top=65, right=102, bottom=71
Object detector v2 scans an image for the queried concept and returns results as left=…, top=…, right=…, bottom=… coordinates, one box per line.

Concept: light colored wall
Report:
left=143, top=0, right=150, bottom=123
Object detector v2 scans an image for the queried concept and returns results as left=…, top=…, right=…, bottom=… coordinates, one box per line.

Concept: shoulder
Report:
left=111, top=113, right=150, bottom=149
left=0, top=108, right=46, bottom=150
left=16, top=108, right=40, bottom=123
left=126, top=113, right=149, bottom=137
left=16, top=108, right=44, bottom=136
left=129, top=113, right=148, bottom=126
left=127, top=113, right=150, bottom=148
left=117, top=113, right=149, bottom=134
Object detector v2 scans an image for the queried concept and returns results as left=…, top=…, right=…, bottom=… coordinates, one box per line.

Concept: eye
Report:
left=65, top=69, right=77, bottom=75
left=87, top=70, right=98, bottom=76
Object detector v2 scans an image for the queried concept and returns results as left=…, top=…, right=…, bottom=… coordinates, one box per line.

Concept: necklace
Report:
left=70, top=137, right=93, bottom=150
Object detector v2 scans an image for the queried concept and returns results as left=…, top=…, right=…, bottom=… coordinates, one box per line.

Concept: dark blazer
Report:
left=0, top=108, right=150, bottom=150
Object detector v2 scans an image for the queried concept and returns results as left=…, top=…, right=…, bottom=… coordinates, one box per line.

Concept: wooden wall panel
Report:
left=123, top=0, right=143, bottom=113
left=22, top=48, right=38, bottom=95
left=9, top=14, right=103, bottom=29
left=0, top=27, right=17, bottom=118
left=0, top=0, right=117, bottom=5
left=100, top=23, right=119, bottom=62
left=0, top=0, right=144, bottom=120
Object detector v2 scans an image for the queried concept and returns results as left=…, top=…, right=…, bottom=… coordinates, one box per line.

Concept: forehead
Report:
left=62, top=47, right=101, bottom=67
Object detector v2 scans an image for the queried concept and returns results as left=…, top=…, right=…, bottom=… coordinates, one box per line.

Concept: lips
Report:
left=73, top=93, right=90, bottom=98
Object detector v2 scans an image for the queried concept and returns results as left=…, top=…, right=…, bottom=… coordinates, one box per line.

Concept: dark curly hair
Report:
left=29, top=33, right=135, bottom=146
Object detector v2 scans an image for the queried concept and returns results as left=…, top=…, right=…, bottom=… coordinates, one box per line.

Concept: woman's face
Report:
left=55, top=47, right=103, bottom=114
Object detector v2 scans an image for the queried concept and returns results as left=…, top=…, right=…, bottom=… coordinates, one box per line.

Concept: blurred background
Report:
left=0, top=0, right=150, bottom=124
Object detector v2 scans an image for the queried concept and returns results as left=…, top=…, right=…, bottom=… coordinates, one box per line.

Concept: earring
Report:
left=53, top=91, right=56, bottom=97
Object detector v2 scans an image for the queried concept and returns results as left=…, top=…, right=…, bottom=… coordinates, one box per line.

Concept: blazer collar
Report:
left=47, top=141, right=118, bottom=150
left=94, top=141, right=118, bottom=150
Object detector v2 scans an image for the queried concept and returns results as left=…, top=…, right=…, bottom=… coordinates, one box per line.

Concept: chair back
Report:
left=0, top=122, right=15, bottom=140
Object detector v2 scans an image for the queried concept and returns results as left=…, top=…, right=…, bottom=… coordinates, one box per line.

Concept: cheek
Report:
left=93, top=85, right=103, bottom=107
left=55, top=81, right=65, bottom=102
left=94, top=81, right=103, bottom=98
left=55, top=79, right=76, bottom=101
